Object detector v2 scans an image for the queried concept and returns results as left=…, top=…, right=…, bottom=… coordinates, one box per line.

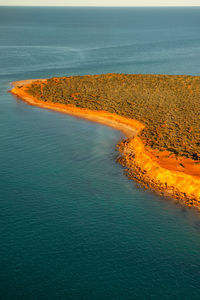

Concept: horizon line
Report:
left=0, top=5, right=200, bottom=6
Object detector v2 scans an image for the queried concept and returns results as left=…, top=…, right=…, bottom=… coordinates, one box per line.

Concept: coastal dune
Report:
left=11, top=78, right=200, bottom=207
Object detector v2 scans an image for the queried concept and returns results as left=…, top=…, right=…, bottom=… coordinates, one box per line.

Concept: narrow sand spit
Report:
left=11, top=79, right=142, bottom=138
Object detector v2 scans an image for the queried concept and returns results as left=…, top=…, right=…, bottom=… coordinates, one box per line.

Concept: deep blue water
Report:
left=1, top=6, right=200, bottom=299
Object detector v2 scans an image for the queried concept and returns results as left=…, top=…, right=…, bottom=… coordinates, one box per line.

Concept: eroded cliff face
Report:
left=11, top=79, right=200, bottom=208
left=118, top=137, right=200, bottom=207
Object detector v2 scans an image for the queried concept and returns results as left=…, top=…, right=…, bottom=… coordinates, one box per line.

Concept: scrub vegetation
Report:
left=27, top=73, right=200, bottom=160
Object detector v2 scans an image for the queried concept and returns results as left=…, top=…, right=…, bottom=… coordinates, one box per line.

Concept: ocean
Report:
left=0, top=6, right=200, bottom=299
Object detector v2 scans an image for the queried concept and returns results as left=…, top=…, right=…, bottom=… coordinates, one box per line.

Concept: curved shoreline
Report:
left=10, top=79, right=200, bottom=208
left=11, top=79, right=142, bottom=138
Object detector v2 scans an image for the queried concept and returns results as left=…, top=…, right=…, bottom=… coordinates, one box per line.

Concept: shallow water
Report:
left=1, top=7, right=200, bottom=299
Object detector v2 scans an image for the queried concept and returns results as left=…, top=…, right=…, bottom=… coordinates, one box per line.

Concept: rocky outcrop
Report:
left=118, top=137, right=200, bottom=207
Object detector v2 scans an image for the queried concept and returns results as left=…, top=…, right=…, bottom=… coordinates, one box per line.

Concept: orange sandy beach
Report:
left=11, top=79, right=200, bottom=207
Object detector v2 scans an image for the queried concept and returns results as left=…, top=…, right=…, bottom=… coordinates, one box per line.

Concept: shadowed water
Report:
left=1, top=7, right=200, bottom=299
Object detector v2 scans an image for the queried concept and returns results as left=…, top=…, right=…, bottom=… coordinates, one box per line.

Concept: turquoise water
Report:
left=1, top=7, right=200, bottom=299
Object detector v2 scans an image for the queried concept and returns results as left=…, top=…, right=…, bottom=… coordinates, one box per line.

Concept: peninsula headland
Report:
left=11, top=74, right=200, bottom=207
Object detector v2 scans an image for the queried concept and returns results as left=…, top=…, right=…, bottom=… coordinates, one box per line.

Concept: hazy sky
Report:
left=0, top=0, right=200, bottom=6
